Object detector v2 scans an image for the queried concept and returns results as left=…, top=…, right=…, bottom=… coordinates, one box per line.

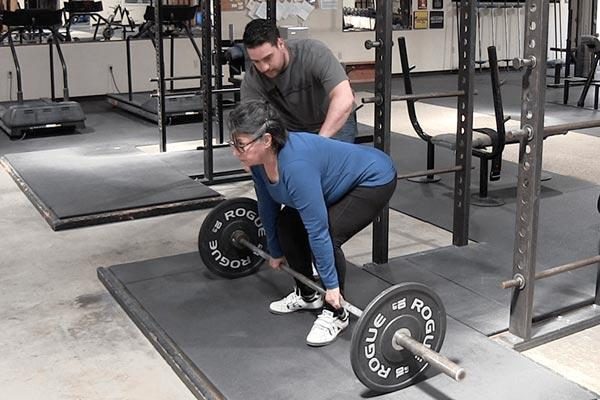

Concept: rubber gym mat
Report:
left=365, top=249, right=508, bottom=336
left=387, top=132, right=599, bottom=266
left=98, top=252, right=597, bottom=400
left=1, top=145, right=223, bottom=230
left=368, top=242, right=599, bottom=337
left=384, top=132, right=599, bottom=335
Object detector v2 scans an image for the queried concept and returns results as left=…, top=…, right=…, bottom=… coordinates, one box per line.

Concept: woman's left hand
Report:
left=325, top=287, right=344, bottom=309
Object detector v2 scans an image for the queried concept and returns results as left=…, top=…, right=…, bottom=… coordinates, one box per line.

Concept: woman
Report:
left=228, top=100, right=397, bottom=346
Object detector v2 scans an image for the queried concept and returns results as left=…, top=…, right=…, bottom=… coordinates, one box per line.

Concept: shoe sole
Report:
left=269, top=304, right=324, bottom=315
left=305, top=322, right=349, bottom=347
left=306, top=338, right=337, bottom=347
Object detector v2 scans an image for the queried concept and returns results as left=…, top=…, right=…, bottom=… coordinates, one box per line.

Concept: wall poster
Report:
left=413, top=10, right=428, bottom=29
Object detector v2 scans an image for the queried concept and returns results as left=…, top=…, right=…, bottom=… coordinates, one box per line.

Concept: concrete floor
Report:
left=0, top=165, right=456, bottom=399
left=1, top=79, right=600, bottom=398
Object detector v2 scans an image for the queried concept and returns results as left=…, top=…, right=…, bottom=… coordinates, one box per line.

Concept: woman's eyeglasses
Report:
left=227, top=135, right=262, bottom=153
left=228, top=122, right=269, bottom=153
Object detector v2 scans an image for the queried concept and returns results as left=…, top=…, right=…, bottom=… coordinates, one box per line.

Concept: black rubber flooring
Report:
left=387, top=133, right=599, bottom=264
left=99, top=252, right=598, bottom=400
left=372, top=243, right=599, bottom=336
left=1, top=145, right=223, bottom=230
left=383, top=131, right=599, bottom=335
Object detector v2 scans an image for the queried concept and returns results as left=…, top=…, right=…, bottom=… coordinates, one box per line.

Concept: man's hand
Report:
left=325, top=287, right=344, bottom=309
left=269, top=257, right=286, bottom=270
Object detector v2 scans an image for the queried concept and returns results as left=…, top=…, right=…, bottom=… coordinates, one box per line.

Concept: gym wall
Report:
left=0, top=2, right=567, bottom=101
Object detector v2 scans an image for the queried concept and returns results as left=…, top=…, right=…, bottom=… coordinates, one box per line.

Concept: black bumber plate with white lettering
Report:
left=350, top=282, right=447, bottom=393
left=198, top=198, right=267, bottom=278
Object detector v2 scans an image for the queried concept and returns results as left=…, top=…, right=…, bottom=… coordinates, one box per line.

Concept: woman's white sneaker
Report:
left=306, top=309, right=349, bottom=346
left=269, top=288, right=324, bottom=314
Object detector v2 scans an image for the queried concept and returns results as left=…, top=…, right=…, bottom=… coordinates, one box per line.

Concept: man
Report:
left=241, top=19, right=357, bottom=143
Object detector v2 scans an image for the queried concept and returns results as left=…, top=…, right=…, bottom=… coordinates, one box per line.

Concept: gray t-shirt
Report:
left=241, top=39, right=349, bottom=132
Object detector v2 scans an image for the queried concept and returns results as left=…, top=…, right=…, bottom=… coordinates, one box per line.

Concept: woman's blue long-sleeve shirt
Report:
left=251, top=132, right=396, bottom=289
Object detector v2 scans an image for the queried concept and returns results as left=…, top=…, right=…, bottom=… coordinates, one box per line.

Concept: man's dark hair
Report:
left=243, top=19, right=280, bottom=48
left=228, top=100, right=288, bottom=153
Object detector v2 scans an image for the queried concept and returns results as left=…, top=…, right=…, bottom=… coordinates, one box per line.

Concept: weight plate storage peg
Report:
left=350, top=283, right=447, bottom=393
left=198, top=198, right=267, bottom=278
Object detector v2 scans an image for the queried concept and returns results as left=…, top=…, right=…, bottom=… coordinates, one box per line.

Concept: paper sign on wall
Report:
left=413, top=11, right=428, bottom=29
left=319, top=0, right=337, bottom=9
left=296, top=0, right=315, bottom=20
left=255, top=1, right=267, bottom=19
left=429, top=11, right=444, bottom=29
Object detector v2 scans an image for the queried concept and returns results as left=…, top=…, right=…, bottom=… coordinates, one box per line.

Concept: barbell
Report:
left=197, top=198, right=466, bottom=393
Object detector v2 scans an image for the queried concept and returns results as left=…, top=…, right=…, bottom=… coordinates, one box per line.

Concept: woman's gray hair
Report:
left=228, top=100, right=288, bottom=152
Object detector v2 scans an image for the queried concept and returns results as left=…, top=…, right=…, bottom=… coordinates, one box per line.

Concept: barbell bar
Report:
left=150, top=87, right=241, bottom=99
left=231, top=230, right=364, bottom=317
left=197, top=198, right=466, bottom=392
left=150, top=74, right=202, bottom=82
left=537, top=120, right=600, bottom=136
left=229, top=230, right=467, bottom=388
left=501, top=255, right=600, bottom=290
left=397, top=165, right=463, bottom=181
left=150, top=91, right=200, bottom=99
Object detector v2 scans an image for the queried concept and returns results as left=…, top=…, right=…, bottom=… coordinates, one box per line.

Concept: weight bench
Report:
left=569, top=35, right=600, bottom=108
left=397, top=38, right=506, bottom=206
left=399, top=42, right=568, bottom=207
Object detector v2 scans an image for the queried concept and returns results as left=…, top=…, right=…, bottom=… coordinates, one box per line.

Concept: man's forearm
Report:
left=319, top=80, right=355, bottom=137
left=319, top=103, right=353, bottom=138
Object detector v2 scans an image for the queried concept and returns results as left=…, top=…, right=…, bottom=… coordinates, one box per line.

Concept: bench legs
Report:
left=553, top=63, right=562, bottom=85
left=563, top=79, right=600, bottom=108
left=577, top=54, right=600, bottom=107
left=471, top=157, right=505, bottom=207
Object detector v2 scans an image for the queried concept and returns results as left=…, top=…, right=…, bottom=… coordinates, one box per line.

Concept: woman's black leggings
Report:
left=276, top=178, right=397, bottom=312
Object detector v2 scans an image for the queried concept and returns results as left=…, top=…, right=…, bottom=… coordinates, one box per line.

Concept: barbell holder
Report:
left=501, top=255, right=600, bottom=289
left=364, top=40, right=382, bottom=49
left=362, top=90, right=466, bottom=106
left=512, top=56, right=537, bottom=70
left=231, top=230, right=465, bottom=383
